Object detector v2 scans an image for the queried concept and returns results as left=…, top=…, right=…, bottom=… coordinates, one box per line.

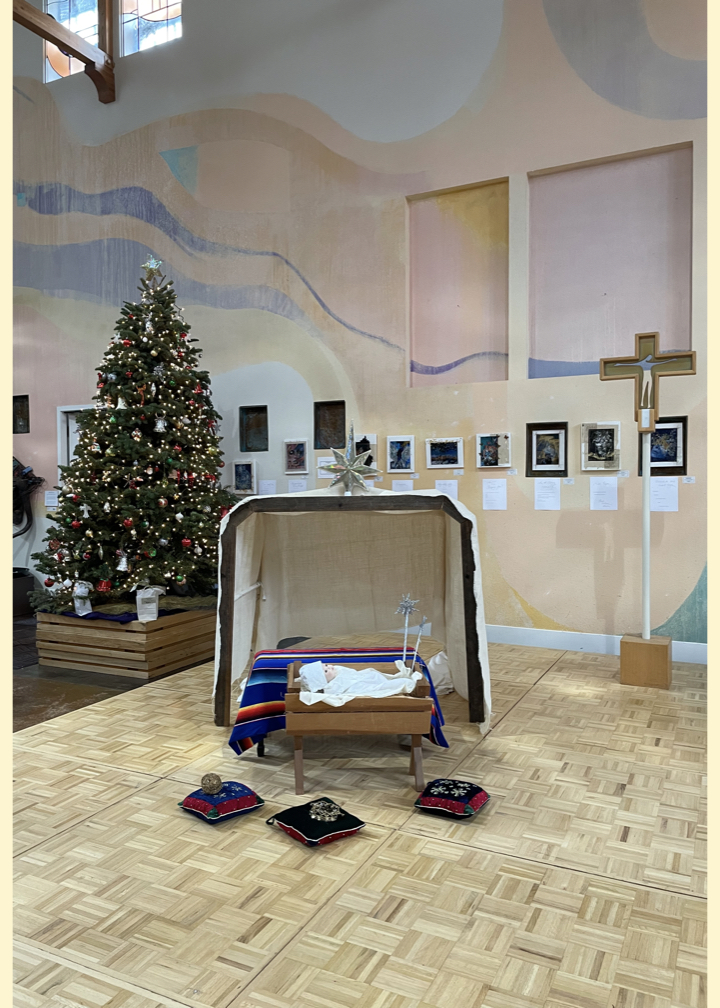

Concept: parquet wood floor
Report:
left=14, top=644, right=706, bottom=1008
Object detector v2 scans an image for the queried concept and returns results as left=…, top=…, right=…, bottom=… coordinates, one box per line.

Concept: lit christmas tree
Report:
left=31, top=258, right=236, bottom=613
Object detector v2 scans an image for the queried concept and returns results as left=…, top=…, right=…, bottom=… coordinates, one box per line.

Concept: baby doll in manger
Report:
left=298, top=659, right=422, bottom=707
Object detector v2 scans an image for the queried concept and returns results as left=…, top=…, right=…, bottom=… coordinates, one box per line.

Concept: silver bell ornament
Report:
left=117, top=397, right=127, bottom=410
left=175, top=512, right=184, bottom=521
left=154, top=417, right=167, bottom=432
left=104, top=501, right=111, bottom=512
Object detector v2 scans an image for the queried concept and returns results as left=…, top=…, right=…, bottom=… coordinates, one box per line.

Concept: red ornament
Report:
left=122, top=339, right=132, bottom=346
left=195, top=384, right=202, bottom=392
left=44, top=577, right=55, bottom=587
left=181, top=332, right=187, bottom=338
left=220, top=507, right=229, bottom=518
left=49, top=539, right=60, bottom=549
left=71, top=520, right=82, bottom=529
left=98, top=382, right=104, bottom=388
left=96, top=579, right=112, bottom=592
left=174, top=445, right=182, bottom=452
left=128, top=314, right=134, bottom=319
left=126, top=371, right=133, bottom=377
left=72, top=495, right=80, bottom=502
left=181, top=538, right=192, bottom=548
left=123, top=518, right=134, bottom=528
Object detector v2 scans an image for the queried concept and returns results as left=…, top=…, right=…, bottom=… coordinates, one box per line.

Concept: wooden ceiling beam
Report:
left=13, top=0, right=115, bottom=104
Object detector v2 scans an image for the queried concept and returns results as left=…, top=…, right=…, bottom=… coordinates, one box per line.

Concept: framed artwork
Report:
left=476, top=432, right=510, bottom=468
left=239, top=405, right=268, bottom=452
left=426, top=437, right=464, bottom=469
left=13, top=395, right=29, bottom=434
left=387, top=435, right=415, bottom=472
left=526, top=422, right=568, bottom=477
left=581, top=422, right=621, bottom=470
left=284, top=439, right=309, bottom=474
left=233, top=460, right=256, bottom=495
left=638, top=416, right=687, bottom=476
left=355, top=433, right=376, bottom=467
left=314, top=400, right=346, bottom=449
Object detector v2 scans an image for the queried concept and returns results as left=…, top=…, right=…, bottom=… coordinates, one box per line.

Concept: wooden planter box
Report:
left=36, top=608, right=216, bottom=680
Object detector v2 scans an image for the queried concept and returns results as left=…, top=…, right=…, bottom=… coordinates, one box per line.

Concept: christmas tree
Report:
left=31, top=258, right=236, bottom=613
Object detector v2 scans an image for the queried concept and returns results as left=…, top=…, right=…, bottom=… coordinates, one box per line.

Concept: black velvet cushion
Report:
left=414, top=778, right=490, bottom=819
left=267, top=797, right=365, bottom=846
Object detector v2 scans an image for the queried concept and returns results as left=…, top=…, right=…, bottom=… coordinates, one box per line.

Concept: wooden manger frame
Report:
left=214, top=493, right=486, bottom=726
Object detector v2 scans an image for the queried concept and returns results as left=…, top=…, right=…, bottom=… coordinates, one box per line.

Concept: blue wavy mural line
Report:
left=15, top=238, right=334, bottom=337
left=14, top=181, right=403, bottom=352
left=410, top=351, right=508, bottom=375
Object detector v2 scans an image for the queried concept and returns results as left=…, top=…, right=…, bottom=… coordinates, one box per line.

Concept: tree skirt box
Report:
left=36, top=608, right=216, bottom=679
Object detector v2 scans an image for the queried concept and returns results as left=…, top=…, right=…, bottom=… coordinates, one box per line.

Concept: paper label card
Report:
left=590, top=476, right=618, bottom=510
left=392, top=480, right=413, bottom=492
left=534, top=478, right=561, bottom=510
left=287, top=478, right=307, bottom=492
left=435, top=479, right=458, bottom=499
left=44, top=490, right=59, bottom=509
left=258, top=480, right=276, bottom=495
left=650, top=476, right=678, bottom=512
left=482, top=479, right=507, bottom=510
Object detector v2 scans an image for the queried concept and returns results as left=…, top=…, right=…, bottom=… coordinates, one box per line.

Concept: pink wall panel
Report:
left=529, top=147, right=692, bottom=375
left=409, top=181, right=508, bottom=387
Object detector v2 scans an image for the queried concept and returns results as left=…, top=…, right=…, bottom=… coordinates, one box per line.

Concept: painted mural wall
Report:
left=13, top=0, right=706, bottom=642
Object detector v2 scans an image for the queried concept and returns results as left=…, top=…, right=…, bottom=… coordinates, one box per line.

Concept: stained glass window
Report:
left=44, top=0, right=98, bottom=81
left=122, top=0, right=182, bottom=55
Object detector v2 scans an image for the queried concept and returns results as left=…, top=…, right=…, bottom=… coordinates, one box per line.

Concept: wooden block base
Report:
left=36, top=608, right=216, bottom=680
left=619, top=634, right=672, bottom=689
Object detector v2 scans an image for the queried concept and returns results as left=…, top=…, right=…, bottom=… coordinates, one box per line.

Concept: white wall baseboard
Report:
left=486, top=624, right=707, bottom=665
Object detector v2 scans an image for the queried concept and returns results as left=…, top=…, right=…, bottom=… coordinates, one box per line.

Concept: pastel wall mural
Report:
left=13, top=0, right=706, bottom=644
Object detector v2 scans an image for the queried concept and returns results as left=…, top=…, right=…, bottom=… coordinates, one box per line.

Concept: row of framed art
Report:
left=232, top=417, right=687, bottom=492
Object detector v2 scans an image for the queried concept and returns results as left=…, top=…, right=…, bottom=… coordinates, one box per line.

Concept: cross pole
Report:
left=599, top=333, right=695, bottom=639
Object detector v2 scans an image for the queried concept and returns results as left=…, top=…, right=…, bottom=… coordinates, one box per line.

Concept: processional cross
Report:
left=599, top=332, right=695, bottom=643
left=599, top=332, right=695, bottom=432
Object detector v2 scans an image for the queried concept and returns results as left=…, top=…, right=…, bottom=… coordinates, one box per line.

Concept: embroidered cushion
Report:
left=267, top=798, right=365, bottom=846
left=179, top=781, right=264, bottom=824
left=414, top=778, right=490, bottom=819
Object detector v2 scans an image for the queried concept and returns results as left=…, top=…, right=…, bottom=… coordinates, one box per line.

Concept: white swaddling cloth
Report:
left=298, top=660, right=422, bottom=707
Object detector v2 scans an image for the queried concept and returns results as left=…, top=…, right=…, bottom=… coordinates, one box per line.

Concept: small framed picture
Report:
left=638, top=416, right=687, bottom=476
left=355, top=433, right=376, bottom=467
left=284, top=439, right=308, bottom=474
left=526, top=422, right=568, bottom=477
left=476, top=433, right=511, bottom=468
left=13, top=395, right=29, bottom=434
left=233, top=460, right=256, bottom=495
left=426, top=437, right=464, bottom=469
left=387, top=435, right=415, bottom=472
left=581, top=422, right=621, bottom=470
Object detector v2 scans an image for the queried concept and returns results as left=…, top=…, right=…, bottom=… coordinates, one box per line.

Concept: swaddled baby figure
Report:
left=297, top=659, right=422, bottom=706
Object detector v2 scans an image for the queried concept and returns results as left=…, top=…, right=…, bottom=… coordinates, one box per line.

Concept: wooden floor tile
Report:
left=13, top=749, right=159, bottom=856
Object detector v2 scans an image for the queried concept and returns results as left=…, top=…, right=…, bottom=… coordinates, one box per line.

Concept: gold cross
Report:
left=599, top=332, right=695, bottom=432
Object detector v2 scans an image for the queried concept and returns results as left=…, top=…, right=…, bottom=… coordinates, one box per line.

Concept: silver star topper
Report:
left=395, top=593, right=419, bottom=618
left=142, top=256, right=163, bottom=285
left=324, top=421, right=381, bottom=492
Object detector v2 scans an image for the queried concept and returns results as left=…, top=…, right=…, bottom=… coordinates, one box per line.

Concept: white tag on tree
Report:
left=136, top=585, right=166, bottom=623
left=73, top=581, right=94, bottom=616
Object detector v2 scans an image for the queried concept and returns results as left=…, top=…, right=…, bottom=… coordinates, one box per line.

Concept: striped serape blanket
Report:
left=228, top=647, right=448, bottom=754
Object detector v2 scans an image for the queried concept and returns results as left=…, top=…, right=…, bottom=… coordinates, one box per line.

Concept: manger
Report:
left=213, top=488, right=492, bottom=731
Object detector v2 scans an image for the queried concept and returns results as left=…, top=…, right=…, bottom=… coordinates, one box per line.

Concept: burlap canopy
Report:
left=213, top=487, right=491, bottom=732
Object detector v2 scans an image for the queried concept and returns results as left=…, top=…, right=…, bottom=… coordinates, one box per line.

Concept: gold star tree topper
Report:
left=324, top=422, right=381, bottom=491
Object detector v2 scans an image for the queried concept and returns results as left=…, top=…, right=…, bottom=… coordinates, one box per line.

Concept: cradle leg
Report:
left=257, top=737, right=265, bottom=757
left=293, top=736, right=304, bottom=795
left=410, top=735, right=424, bottom=791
